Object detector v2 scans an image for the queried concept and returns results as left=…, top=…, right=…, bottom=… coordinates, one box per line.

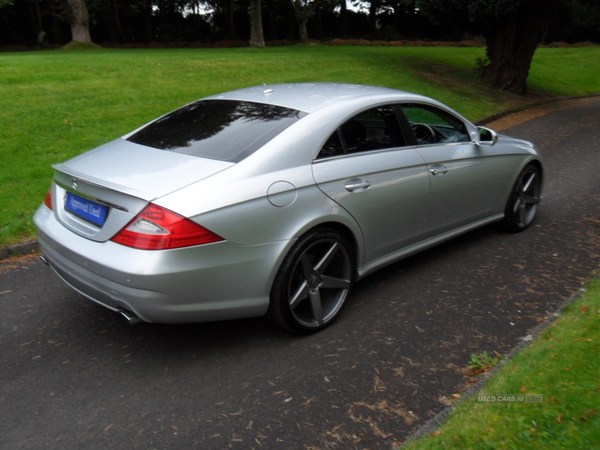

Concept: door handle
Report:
left=429, top=167, right=449, bottom=175
left=344, top=179, right=371, bottom=192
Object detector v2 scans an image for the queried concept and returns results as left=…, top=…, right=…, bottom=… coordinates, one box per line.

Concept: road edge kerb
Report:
left=475, top=92, right=600, bottom=126
left=0, top=240, right=39, bottom=261
left=398, top=276, right=597, bottom=448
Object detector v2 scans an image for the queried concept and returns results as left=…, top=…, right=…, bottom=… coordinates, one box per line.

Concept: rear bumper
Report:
left=34, top=205, right=288, bottom=323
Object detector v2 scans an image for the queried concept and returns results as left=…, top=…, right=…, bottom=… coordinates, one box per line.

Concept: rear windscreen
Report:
left=127, top=99, right=305, bottom=162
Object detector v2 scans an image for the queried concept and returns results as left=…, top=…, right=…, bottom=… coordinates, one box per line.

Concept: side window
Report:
left=402, top=104, right=469, bottom=145
left=316, top=105, right=406, bottom=159
left=319, top=130, right=345, bottom=158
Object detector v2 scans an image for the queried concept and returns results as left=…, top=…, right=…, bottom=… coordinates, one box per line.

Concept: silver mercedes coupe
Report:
left=34, top=83, right=543, bottom=333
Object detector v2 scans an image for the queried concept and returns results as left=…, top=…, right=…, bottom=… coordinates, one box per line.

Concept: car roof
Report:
left=207, top=83, right=428, bottom=113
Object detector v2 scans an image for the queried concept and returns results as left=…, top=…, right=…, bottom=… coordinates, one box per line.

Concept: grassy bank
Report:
left=402, top=277, right=600, bottom=449
left=1, top=45, right=599, bottom=246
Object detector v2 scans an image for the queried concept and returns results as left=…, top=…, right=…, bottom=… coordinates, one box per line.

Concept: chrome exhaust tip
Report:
left=40, top=255, right=49, bottom=266
left=119, top=309, right=143, bottom=325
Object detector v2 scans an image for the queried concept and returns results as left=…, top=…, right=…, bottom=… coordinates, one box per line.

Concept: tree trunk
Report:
left=291, top=1, right=317, bottom=43
left=480, top=0, right=547, bottom=95
left=142, top=0, right=152, bottom=43
left=249, top=0, right=265, bottom=47
left=339, top=0, right=348, bottom=39
left=298, top=16, right=309, bottom=42
left=111, top=0, right=121, bottom=42
left=368, top=0, right=381, bottom=34
left=225, top=0, right=235, bottom=40
left=67, top=0, right=92, bottom=43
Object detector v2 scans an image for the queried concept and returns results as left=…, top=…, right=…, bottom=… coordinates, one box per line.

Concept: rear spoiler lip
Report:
left=53, top=162, right=156, bottom=202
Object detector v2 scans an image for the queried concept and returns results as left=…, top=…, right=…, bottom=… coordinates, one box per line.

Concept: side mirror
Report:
left=476, top=126, right=498, bottom=146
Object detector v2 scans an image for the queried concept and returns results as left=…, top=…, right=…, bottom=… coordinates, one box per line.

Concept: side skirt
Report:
left=357, top=213, right=504, bottom=280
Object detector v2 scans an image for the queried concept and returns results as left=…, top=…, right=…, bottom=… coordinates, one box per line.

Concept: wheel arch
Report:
left=265, top=218, right=363, bottom=304
left=528, top=158, right=544, bottom=185
left=500, top=156, right=545, bottom=206
left=310, top=221, right=360, bottom=270
left=266, top=221, right=359, bottom=333
left=500, top=158, right=543, bottom=233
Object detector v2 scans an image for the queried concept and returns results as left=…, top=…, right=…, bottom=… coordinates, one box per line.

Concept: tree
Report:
left=66, top=0, right=93, bottom=43
left=367, top=0, right=381, bottom=33
left=249, top=0, right=265, bottom=46
left=223, top=0, right=236, bottom=40
left=417, top=0, right=554, bottom=95
left=290, top=0, right=319, bottom=43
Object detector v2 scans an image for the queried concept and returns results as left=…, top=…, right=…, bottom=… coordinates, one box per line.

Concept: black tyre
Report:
left=502, top=164, right=541, bottom=233
left=268, top=228, right=354, bottom=334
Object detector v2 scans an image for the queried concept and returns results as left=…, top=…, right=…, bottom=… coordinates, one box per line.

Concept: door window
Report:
left=401, top=104, right=469, bottom=145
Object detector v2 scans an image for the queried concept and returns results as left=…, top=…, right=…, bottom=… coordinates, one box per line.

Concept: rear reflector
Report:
left=44, top=189, right=53, bottom=210
left=111, top=204, right=224, bottom=250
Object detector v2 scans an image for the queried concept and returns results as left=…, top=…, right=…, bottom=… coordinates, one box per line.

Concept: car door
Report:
left=400, top=103, right=501, bottom=239
left=312, top=105, right=431, bottom=265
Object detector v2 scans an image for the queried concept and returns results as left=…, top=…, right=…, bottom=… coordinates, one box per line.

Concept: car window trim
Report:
left=313, top=143, right=417, bottom=163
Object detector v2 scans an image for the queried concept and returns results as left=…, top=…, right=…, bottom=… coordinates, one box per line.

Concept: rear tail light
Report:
left=44, top=189, right=53, bottom=210
left=111, top=204, right=224, bottom=250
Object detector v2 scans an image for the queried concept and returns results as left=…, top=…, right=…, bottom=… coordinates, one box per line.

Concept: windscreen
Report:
left=127, top=99, right=305, bottom=162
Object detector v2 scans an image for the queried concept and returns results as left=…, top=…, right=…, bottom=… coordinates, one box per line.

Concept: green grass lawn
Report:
left=1, top=44, right=599, bottom=246
left=401, top=277, right=600, bottom=449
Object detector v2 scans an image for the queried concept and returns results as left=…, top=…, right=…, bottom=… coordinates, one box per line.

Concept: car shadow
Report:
left=44, top=215, right=549, bottom=372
